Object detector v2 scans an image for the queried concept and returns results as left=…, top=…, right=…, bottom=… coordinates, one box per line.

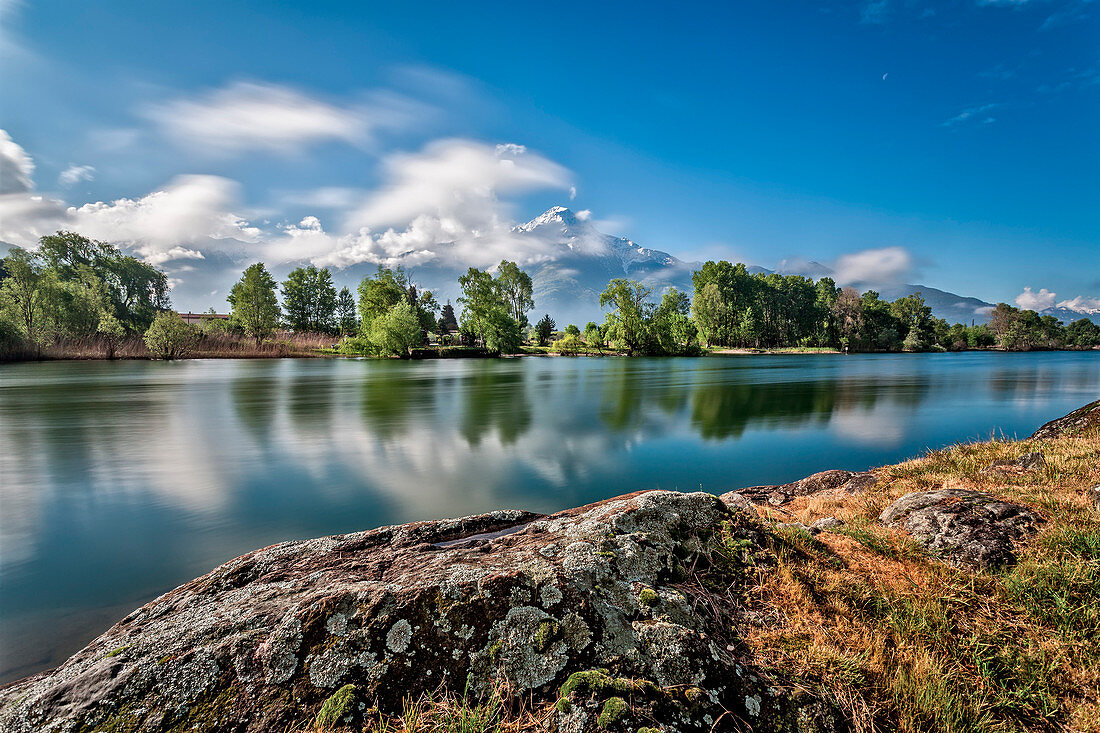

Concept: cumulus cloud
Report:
left=58, top=164, right=95, bottom=187
left=1014, top=286, right=1057, bottom=310
left=349, top=139, right=569, bottom=229
left=281, top=138, right=573, bottom=269
left=832, top=246, right=914, bottom=285
left=144, top=81, right=417, bottom=155
left=0, top=129, right=34, bottom=193
left=1055, top=295, right=1100, bottom=314
left=68, top=175, right=261, bottom=264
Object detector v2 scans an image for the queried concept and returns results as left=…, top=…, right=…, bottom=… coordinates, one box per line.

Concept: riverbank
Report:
left=2, top=399, right=1097, bottom=732
left=6, top=339, right=1097, bottom=363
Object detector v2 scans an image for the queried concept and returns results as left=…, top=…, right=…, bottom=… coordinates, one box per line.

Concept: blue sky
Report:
left=1, top=0, right=1097, bottom=312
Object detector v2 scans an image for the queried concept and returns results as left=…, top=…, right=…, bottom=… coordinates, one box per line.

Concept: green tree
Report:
left=336, top=286, right=358, bottom=335
left=144, top=311, right=197, bottom=359
left=832, top=287, right=863, bottom=350
left=583, top=321, right=603, bottom=353
left=457, top=267, right=500, bottom=346
left=564, top=323, right=581, bottom=337
left=0, top=247, right=45, bottom=344
left=535, top=313, right=556, bottom=346
left=440, top=301, right=459, bottom=332
left=37, top=231, right=168, bottom=333
left=228, top=263, right=281, bottom=345
left=282, top=265, right=337, bottom=333
left=600, top=279, right=655, bottom=355
left=357, top=266, right=410, bottom=327
left=368, top=300, right=421, bottom=357
left=494, top=260, right=534, bottom=327
left=654, top=289, right=697, bottom=354
left=890, top=292, right=933, bottom=351
left=1066, top=318, right=1100, bottom=347
left=97, top=311, right=125, bottom=359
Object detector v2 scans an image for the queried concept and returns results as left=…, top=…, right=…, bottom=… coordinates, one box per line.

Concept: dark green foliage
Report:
left=534, top=313, right=555, bottom=346
left=457, top=263, right=529, bottom=354
left=281, top=265, right=337, bottom=333
left=0, top=233, right=169, bottom=348
left=143, top=312, right=197, bottom=359
left=336, top=286, right=358, bottom=335
left=228, top=263, right=280, bottom=344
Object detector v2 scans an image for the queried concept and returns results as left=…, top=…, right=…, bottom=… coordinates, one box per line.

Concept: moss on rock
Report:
left=597, top=696, right=628, bottom=728
left=314, top=684, right=358, bottom=730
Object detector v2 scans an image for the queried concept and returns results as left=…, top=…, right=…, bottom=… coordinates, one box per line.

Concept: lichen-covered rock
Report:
left=738, top=469, right=877, bottom=506
left=0, top=492, right=840, bottom=733
left=879, top=489, right=1039, bottom=569
left=1030, top=399, right=1100, bottom=439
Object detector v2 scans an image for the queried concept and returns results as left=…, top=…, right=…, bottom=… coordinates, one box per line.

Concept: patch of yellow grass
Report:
left=736, top=424, right=1100, bottom=733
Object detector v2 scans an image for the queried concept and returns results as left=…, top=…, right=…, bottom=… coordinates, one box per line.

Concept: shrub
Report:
left=143, top=312, right=197, bottom=360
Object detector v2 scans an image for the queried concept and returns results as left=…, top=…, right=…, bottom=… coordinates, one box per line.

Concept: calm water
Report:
left=1, top=352, right=1097, bottom=682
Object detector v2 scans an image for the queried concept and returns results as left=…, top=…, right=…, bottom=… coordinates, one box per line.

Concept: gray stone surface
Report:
left=0, top=491, right=840, bottom=733
left=880, top=489, right=1039, bottom=569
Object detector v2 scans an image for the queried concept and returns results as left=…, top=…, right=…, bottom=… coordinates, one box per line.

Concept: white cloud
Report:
left=0, top=129, right=34, bottom=193
left=941, top=103, right=1000, bottom=128
left=348, top=139, right=569, bottom=230
left=58, top=164, right=95, bottom=187
left=1014, top=286, right=1058, bottom=310
left=1055, top=295, right=1100, bottom=314
left=144, top=81, right=414, bottom=155
left=280, top=186, right=367, bottom=210
left=68, top=175, right=260, bottom=264
left=269, top=139, right=572, bottom=269
left=832, top=246, right=914, bottom=285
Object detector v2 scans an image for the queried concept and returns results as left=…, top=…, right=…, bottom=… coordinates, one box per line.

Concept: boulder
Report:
left=1030, top=399, right=1100, bottom=440
left=739, top=469, right=877, bottom=506
left=879, top=489, right=1039, bottom=569
left=0, top=491, right=841, bottom=733
left=811, top=517, right=845, bottom=533
left=981, top=451, right=1047, bottom=475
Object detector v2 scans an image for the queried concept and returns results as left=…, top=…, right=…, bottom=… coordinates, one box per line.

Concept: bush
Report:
left=143, top=312, right=197, bottom=359
left=367, top=300, right=421, bottom=357
left=551, top=332, right=585, bottom=355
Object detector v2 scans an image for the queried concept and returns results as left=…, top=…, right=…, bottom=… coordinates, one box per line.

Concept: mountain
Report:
left=511, top=207, right=697, bottom=324
left=876, top=284, right=995, bottom=325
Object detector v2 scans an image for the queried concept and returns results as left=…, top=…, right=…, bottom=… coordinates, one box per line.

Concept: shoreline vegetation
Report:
left=3, top=231, right=1099, bottom=363
left=3, top=401, right=1097, bottom=732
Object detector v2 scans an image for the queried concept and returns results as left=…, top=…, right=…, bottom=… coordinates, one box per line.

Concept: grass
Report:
left=735, top=424, right=1100, bottom=733
left=1, top=331, right=335, bottom=362
left=300, top=680, right=548, bottom=733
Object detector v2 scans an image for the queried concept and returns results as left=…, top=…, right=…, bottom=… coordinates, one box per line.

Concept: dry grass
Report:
left=734, top=427, right=1100, bottom=733
left=299, top=681, right=550, bottom=733
left=3, top=331, right=335, bottom=361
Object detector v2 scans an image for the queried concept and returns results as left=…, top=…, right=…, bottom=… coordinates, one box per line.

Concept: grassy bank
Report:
left=739, top=418, right=1100, bottom=732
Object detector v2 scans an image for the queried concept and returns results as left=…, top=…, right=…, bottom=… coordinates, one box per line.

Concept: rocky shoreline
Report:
left=2, top=400, right=1097, bottom=732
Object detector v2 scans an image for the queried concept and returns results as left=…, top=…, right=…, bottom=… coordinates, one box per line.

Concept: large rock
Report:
left=879, top=489, right=1039, bottom=569
left=738, top=469, right=877, bottom=506
left=0, top=491, right=840, bottom=733
left=1030, top=399, right=1100, bottom=440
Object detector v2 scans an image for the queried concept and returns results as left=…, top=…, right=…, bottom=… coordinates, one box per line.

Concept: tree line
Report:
left=3, top=233, right=1098, bottom=360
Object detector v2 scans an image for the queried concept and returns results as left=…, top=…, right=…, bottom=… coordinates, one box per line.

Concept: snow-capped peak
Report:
left=514, top=206, right=586, bottom=233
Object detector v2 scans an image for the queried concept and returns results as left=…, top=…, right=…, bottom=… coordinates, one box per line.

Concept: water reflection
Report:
left=0, top=352, right=1097, bottom=684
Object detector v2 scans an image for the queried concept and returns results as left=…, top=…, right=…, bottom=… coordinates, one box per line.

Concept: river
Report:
left=1, top=351, right=1097, bottom=683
